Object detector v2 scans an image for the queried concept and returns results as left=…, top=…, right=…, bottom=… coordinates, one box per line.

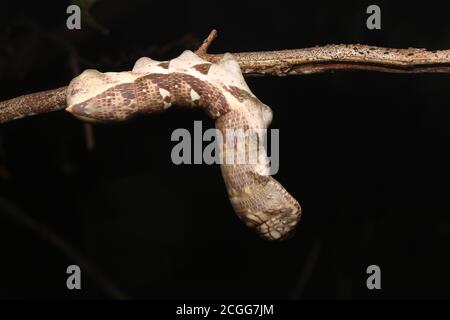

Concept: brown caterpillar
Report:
left=66, top=50, right=301, bottom=240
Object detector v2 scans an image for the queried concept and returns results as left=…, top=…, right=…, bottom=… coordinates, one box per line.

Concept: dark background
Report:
left=0, top=0, right=449, bottom=299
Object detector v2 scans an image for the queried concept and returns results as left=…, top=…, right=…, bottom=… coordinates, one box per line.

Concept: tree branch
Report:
left=2, top=29, right=450, bottom=124
left=0, top=86, right=67, bottom=123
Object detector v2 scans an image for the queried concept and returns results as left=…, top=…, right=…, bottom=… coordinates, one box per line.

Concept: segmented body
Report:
left=66, top=50, right=301, bottom=240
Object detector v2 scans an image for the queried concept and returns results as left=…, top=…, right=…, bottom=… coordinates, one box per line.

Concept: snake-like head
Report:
left=225, top=170, right=302, bottom=241
left=256, top=202, right=302, bottom=240
left=66, top=69, right=138, bottom=123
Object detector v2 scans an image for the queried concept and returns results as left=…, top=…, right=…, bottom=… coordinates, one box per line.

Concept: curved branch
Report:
left=204, top=45, right=450, bottom=76
left=0, top=86, right=67, bottom=123
left=2, top=30, right=450, bottom=124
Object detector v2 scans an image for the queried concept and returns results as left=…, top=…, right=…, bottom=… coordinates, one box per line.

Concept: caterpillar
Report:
left=66, top=50, right=301, bottom=240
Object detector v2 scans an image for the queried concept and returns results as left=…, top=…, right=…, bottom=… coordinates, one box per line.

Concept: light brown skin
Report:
left=66, top=51, right=301, bottom=240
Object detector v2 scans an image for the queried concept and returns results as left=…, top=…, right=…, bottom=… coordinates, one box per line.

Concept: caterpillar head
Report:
left=256, top=204, right=302, bottom=240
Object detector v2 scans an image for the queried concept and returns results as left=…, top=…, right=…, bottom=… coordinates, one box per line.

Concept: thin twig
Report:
left=0, top=196, right=128, bottom=299
left=195, top=29, right=218, bottom=55
left=2, top=29, right=450, bottom=124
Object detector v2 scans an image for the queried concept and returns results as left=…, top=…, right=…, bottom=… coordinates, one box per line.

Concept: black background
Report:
left=0, top=0, right=449, bottom=299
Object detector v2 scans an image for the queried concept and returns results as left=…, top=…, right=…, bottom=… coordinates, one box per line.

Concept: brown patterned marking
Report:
left=225, top=85, right=254, bottom=102
left=134, top=76, right=161, bottom=111
left=70, top=88, right=82, bottom=96
left=72, top=82, right=139, bottom=122
left=192, top=63, right=212, bottom=75
left=177, top=73, right=230, bottom=118
left=136, top=73, right=231, bottom=119
left=157, top=62, right=170, bottom=69
left=118, top=82, right=136, bottom=101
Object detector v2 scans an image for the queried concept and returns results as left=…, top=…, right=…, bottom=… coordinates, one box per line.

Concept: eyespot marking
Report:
left=158, top=62, right=170, bottom=69
left=192, top=63, right=212, bottom=75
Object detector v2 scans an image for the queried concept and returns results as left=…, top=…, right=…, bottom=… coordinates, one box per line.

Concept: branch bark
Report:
left=0, top=86, right=67, bottom=123
left=2, top=29, right=450, bottom=124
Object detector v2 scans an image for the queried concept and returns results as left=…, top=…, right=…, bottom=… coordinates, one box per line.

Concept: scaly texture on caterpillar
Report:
left=66, top=50, right=301, bottom=240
